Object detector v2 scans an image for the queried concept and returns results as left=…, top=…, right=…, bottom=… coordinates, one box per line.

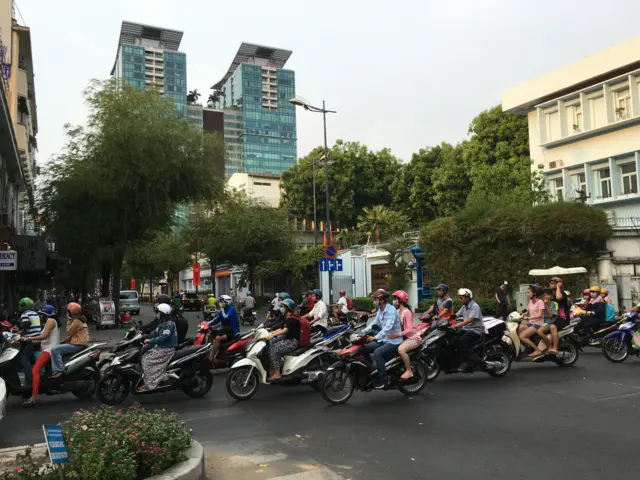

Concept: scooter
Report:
left=240, top=308, right=257, bottom=326
left=225, top=326, right=347, bottom=401
left=601, top=315, right=640, bottom=363
left=96, top=335, right=213, bottom=405
left=504, top=312, right=581, bottom=367
left=193, top=321, right=253, bottom=369
left=319, top=334, right=428, bottom=405
left=203, top=306, right=217, bottom=322
left=0, top=333, right=104, bottom=400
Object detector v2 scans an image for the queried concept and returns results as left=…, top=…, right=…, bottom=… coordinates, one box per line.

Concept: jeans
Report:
left=364, top=341, right=399, bottom=376
left=51, top=344, right=85, bottom=373
left=454, top=331, right=481, bottom=365
left=22, top=342, right=36, bottom=385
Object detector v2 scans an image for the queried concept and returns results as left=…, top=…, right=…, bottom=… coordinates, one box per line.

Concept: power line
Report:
left=13, top=0, right=26, bottom=25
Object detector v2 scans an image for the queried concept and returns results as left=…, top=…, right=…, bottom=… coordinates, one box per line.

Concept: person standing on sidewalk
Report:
left=495, top=281, right=510, bottom=320
left=50, top=302, right=89, bottom=378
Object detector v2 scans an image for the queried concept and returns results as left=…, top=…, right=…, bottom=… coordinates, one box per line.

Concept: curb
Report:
left=152, top=440, right=204, bottom=480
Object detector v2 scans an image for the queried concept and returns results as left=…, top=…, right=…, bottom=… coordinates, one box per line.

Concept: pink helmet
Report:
left=392, top=290, right=409, bottom=304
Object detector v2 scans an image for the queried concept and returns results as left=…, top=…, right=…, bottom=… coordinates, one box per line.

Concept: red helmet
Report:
left=339, top=290, right=346, bottom=296
left=392, top=290, right=409, bottom=304
left=67, top=302, right=82, bottom=315
left=582, top=289, right=590, bottom=295
left=371, top=289, right=389, bottom=300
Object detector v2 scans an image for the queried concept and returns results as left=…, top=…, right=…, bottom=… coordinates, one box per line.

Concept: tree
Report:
left=187, top=89, right=200, bottom=104
left=207, top=89, right=225, bottom=108
left=356, top=206, right=409, bottom=245
left=280, top=140, right=400, bottom=229
left=255, top=246, right=325, bottom=293
left=429, top=142, right=471, bottom=216
left=335, top=229, right=365, bottom=249
left=40, top=80, right=225, bottom=318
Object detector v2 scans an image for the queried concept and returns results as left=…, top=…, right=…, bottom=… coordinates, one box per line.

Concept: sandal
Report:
left=529, top=350, right=543, bottom=357
left=21, top=398, right=36, bottom=408
left=400, top=371, right=414, bottom=379
left=548, top=349, right=558, bottom=355
left=267, top=376, right=281, bottom=382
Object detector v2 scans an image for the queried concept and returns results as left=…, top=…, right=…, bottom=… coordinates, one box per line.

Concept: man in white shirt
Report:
left=331, top=290, right=349, bottom=324
left=305, top=289, right=328, bottom=333
left=271, top=293, right=281, bottom=310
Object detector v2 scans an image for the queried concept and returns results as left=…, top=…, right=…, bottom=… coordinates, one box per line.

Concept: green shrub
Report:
left=0, top=447, right=59, bottom=480
left=62, top=404, right=192, bottom=479
left=353, top=297, right=373, bottom=312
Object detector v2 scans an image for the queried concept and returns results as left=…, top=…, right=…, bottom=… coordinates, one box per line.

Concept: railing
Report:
left=609, top=215, right=640, bottom=230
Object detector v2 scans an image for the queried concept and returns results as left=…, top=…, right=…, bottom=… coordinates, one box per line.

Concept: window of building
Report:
left=614, top=89, right=631, bottom=120
left=598, top=168, right=612, bottom=199
left=545, top=110, right=560, bottom=141
left=589, top=95, right=606, bottom=128
left=621, top=163, right=638, bottom=195
left=571, top=172, right=586, bottom=197
left=552, top=178, right=564, bottom=200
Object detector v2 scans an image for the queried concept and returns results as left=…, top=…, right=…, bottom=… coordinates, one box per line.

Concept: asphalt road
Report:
left=2, top=305, right=639, bottom=479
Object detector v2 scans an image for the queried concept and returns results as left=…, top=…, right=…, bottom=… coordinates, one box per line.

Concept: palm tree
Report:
left=187, top=89, right=200, bottom=104
left=336, top=229, right=364, bottom=249
left=207, top=89, right=225, bottom=108
left=357, top=205, right=391, bottom=245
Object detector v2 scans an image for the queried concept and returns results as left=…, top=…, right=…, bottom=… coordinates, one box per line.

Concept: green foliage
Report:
left=280, top=140, right=400, bottom=229
left=63, top=404, right=191, bottom=479
left=335, top=229, right=365, bottom=249
left=255, top=246, right=324, bottom=285
left=356, top=206, right=409, bottom=245
left=353, top=297, right=373, bottom=312
left=419, top=202, right=611, bottom=298
left=0, top=448, right=58, bottom=479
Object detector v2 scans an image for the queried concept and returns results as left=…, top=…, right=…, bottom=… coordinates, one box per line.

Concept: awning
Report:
left=528, top=266, right=587, bottom=276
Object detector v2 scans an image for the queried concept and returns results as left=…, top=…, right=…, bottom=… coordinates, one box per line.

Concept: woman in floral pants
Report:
left=265, top=299, right=300, bottom=381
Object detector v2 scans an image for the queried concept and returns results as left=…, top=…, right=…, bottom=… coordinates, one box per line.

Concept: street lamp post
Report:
left=290, top=97, right=337, bottom=301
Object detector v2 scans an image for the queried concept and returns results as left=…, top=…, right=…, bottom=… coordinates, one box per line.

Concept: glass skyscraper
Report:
left=111, top=21, right=187, bottom=116
left=213, top=43, right=297, bottom=175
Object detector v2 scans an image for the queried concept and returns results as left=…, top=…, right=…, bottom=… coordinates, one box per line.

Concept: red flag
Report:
left=193, top=263, right=201, bottom=287
left=130, top=278, right=136, bottom=290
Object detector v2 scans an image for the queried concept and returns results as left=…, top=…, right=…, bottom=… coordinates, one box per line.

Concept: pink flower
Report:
left=141, top=442, right=145, bottom=446
left=133, top=422, right=139, bottom=426
left=81, top=425, right=88, bottom=431
left=114, top=440, right=118, bottom=445
left=13, top=467, right=22, bottom=472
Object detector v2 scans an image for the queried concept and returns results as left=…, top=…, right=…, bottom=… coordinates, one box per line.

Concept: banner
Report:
left=130, top=278, right=136, bottom=290
left=193, top=263, right=201, bottom=287
left=0, top=251, right=17, bottom=271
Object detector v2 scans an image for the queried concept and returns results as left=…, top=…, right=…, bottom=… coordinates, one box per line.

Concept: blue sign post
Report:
left=319, top=259, right=343, bottom=272
left=42, top=425, right=69, bottom=465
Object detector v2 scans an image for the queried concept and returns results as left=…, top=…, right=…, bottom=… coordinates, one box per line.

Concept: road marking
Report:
left=228, top=453, right=288, bottom=466
left=265, top=468, right=345, bottom=479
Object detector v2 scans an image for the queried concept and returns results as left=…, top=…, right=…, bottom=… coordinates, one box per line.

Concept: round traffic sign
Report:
left=324, top=245, right=338, bottom=259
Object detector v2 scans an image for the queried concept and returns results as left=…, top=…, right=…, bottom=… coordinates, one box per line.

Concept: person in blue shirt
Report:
left=361, top=289, right=403, bottom=389
left=209, top=294, right=240, bottom=361
left=139, top=303, right=177, bottom=391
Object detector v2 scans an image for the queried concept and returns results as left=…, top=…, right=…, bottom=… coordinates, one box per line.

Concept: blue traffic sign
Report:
left=324, top=245, right=338, bottom=259
left=42, top=425, right=69, bottom=464
left=319, top=258, right=343, bottom=272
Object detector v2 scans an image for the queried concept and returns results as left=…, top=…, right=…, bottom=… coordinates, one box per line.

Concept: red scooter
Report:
left=194, top=321, right=252, bottom=369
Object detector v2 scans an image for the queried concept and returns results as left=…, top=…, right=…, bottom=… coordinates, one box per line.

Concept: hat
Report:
left=503, top=281, right=508, bottom=285
left=550, top=277, right=562, bottom=283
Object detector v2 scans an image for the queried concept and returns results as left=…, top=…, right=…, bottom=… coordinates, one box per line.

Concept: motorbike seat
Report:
left=220, top=334, right=241, bottom=347
left=288, top=345, right=313, bottom=356
left=172, top=346, right=202, bottom=360
left=324, top=325, right=344, bottom=336
left=176, top=338, right=194, bottom=350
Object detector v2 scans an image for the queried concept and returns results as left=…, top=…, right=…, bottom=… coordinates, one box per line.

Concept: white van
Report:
left=119, top=290, right=140, bottom=315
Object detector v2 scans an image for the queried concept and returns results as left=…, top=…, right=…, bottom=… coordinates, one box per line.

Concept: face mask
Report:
left=280, top=306, right=286, bottom=314
left=392, top=300, right=400, bottom=308
left=373, top=299, right=380, bottom=308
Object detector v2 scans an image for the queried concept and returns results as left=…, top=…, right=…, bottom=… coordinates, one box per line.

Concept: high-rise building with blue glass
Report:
left=111, top=21, right=187, bottom=116
left=212, top=43, right=297, bottom=175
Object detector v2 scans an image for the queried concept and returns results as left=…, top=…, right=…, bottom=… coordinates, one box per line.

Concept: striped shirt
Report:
left=21, top=310, right=43, bottom=337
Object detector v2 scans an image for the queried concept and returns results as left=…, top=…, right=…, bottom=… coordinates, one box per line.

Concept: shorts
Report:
left=527, top=322, right=542, bottom=329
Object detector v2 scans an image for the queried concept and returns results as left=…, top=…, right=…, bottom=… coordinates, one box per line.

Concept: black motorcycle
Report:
left=420, top=318, right=512, bottom=381
left=96, top=339, right=213, bottom=405
left=240, top=308, right=257, bottom=326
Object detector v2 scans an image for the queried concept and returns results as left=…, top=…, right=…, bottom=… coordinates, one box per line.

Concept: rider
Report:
left=549, top=277, right=571, bottom=331
left=265, top=298, right=302, bottom=381
left=18, top=297, right=43, bottom=387
left=519, top=284, right=551, bottom=357
left=388, top=290, right=421, bottom=379
left=331, top=290, right=350, bottom=324
left=209, top=294, right=240, bottom=361
left=451, top=288, right=485, bottom=371
left=241, top=291, right=256, bottom=318
left=601, top=288, right=612, bottom=304
left=583, top=286, right=606, bottom=330
left=271, top=293, right=282, bottom=311
left=21, top=304, right=59, bottom=408
left=536, top=288, right=559, bottom=355
left=299, top=290, right=316, bottom=316
left=304, top=289, right=328, bottom=334
left=206, top=293, right=217, bottom=309
left=172, top=292, right=182, bottom=309
left=51, top=302, right=88, bottom=378
left=139, top=303, right=177, bottom=392
left=424, top=284, right=455, bottom=323
left=142, top=294, right=188, bottom=343
left=361, top=289, right=402, bottom=388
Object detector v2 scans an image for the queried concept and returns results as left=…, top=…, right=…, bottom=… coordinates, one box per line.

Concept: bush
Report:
left=62, top=404, right=191, bottom=479
left=0, top=448, right=59, bottom=480
left=353, top=297, right=373, bottom=312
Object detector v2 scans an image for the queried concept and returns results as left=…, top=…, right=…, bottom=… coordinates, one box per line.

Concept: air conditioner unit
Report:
left=549, top=160, right=564, bottom=169
left=549, top=161, right=557, bottom=169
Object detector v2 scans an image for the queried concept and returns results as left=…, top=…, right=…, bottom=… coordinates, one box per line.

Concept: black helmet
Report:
left=157, top=294, right=171, bottom=306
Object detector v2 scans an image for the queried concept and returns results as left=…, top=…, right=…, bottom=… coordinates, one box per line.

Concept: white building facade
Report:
left=503, top=35, right=640, bottom=308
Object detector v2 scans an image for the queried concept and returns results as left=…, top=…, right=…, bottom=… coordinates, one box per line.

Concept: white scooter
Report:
left=225, top=327, right=347, bottom=400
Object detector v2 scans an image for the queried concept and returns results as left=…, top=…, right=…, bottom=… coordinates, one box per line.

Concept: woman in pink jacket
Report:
left=388, top=290, right=422, bottom=379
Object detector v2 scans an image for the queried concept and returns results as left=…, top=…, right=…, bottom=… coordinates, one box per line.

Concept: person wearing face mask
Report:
left=209, top=294, right=240, bottom=361
left=583, top=286, right=606, bottom=331
left=387, top=290, right=422, bottom=379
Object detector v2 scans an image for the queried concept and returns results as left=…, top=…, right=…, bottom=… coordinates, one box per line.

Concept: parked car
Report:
left=183, top=293, right=203, bottom=312
left=119, top=290, right=140, bottom=315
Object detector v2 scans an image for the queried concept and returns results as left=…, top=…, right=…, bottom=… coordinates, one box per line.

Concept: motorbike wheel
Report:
left=422, top=353, right=440, bottom=382
left=602, top=337, right=629, bottom=363
left=226, top=366, right=259, bottom=401
left=555, top=340, right=579, bottom=367
left=398, top=361, right=428, bottom=396
left=72, top=367, right=100, bottom=399
left=96, top=374, right=131, bottom=405
left=183, top=368, right=214, bottom=398
left=486, top=345, right=512, bottom=378
left=321, top=369, right=355, bottom=406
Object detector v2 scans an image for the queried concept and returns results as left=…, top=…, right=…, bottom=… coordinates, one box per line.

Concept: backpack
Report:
left=294, top=315, right=311, bottom=346
left=605, top=303, right=616, bottom=322
left=345, top=296, right=354, bottom=310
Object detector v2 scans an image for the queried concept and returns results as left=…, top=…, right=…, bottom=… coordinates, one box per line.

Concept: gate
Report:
left=331, top=275, right=353, bottom=303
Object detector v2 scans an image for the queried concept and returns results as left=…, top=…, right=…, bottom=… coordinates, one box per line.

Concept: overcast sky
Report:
left=16, top=0, right=640, bottom=165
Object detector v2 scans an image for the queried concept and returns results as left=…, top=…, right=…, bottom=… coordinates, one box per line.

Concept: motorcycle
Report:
left=203, top=306, right=217, bottom=322
left=96, top=335, right=214, bottom=405
left=194, top=321, right=252, bottom=369
left=420, top=318, right=513, bottom=381
left=572, top=313, right=624, bottom=348
left=319, top=333, right=428, bottom=405
left=240, top=308, right=257, bottom=326
left=225, top=326, right=347, bottom=401
left=504, top=312, right=581, bottom=367
left=601, top=316, right=640, bottom=363
left=97, top=327, right=143, bottom=371
left=0, top=333, right=104, bottom=400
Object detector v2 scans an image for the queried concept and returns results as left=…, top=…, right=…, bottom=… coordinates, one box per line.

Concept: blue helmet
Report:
left=312, top=289, right=322, bottom=298
left=282, top=298, right=296, bottom=311
left=279, top=292, right=290, bottom=300
left=436, top=284, right=449, bottom=293
left=247, top=291, right=252, bottom=295
left=39, top=305, right=56, bottom=317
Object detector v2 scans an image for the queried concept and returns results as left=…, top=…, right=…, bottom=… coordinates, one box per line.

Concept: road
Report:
left=1, top=305, right=638, bottom=479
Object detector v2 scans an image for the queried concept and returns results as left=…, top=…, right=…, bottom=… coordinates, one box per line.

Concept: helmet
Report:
left=371, top=289, right=389, bottom=300
left=18, top=298, right=34, bottom=312
left=247, top=291, right=252, bottom=295
left=157, top=303, right=172, bottom=315
left=392, top=290, right=409, bottom=304
left=589, top=286, right=601, bottom=293
left=601, top=288, right=609, bottom=295
left=275, top=292, right=280, bottom=297
left=528, top=284, right=543, bottom=296
left=157, top=294, right=171, bottom=305
left=436, top=283, right=448, bottom=292
left=39, top=305, right=56, bottom=317
left=582, top=289, right=590, bottom=295
left=312, top=289, right=322, bottom=298
left=457, top=288, right=473, bottom=299
left=67, top=302, right=82, bottom=315
left=339, top=290, right=346, bottom=296
left=549, top=277, right=562, bottom=284
left=282, top=298, right=296, bottom=311
left=279, top=292, right=291, bottom=300
left=220, top=294, right=232, bottom=303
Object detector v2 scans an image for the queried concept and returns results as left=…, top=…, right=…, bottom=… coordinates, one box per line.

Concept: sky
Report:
left=15, top=0, right=640, bottom=166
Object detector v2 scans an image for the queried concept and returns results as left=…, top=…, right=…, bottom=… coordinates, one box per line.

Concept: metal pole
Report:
left=313, top=160, right=318, bottom=247
left=322, top=100, right=332, bottom=302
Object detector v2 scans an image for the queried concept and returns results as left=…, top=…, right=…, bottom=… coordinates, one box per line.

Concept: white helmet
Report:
left=157, top=303, right=172, bottom=315
left=508, top=311, right=522, bottom=322
left=220, top=295, right=232, bottom=303
left=457, top=288, right=473, bottom=299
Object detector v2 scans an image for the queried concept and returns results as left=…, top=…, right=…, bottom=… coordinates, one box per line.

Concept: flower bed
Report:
left=1, top=404, right=192, bottom=480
